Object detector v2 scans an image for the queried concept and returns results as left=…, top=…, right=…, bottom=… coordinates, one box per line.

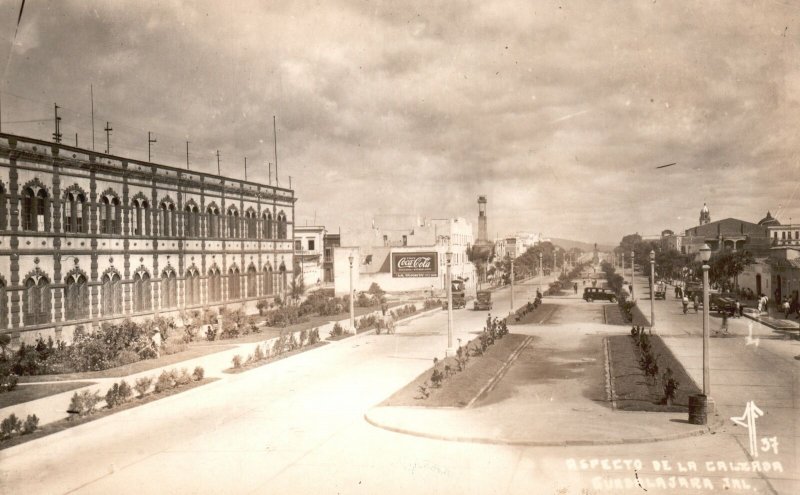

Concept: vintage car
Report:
left=473, top=290, right=493, bottom=311
left=583, top=287, right=617, bottom=303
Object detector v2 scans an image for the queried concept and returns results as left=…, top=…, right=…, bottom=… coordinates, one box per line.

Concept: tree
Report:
left=710, top=250, right=755, bottom=291
left=289, top=276, right=306, bottom=305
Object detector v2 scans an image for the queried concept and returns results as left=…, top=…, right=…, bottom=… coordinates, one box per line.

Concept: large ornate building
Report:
left=0, top=133, right=295, bottom=344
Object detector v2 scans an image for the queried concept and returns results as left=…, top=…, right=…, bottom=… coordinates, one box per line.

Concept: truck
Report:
left=442, top=278, right=466, bottom=309
left=473, top=290, right=493, bottom=311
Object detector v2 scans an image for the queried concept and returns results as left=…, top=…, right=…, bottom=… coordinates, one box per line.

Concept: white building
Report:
left=333, top=216, right=476, bottom=295
left=294, top=225, right=325, bottom=290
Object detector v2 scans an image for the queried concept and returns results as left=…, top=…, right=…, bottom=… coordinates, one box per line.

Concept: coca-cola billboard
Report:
left=392, top=252, right=438, bottom=278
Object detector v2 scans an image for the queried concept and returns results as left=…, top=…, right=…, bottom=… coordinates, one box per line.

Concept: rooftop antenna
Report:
left=147, top=132, right=157, bottom=162
left=104, top=121, right=112, bottom=153
left=186, top=141, right=190, bottom=169
left=268, top=162, right=272, bottom=186
left=75, top=133, right=78, bottom=147
left=244, top=157, right=248, bottom=181
left=52, top=104, right=62, bottom=143
left=216, top=150, right=221, bottom=175
left=289, top=175, right=292, bottom=189
left=273, top=115, right=279, bottom=187
left=90, top=84, right=95, bottom=150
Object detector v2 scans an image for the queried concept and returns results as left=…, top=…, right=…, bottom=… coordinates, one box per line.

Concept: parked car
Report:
left=583, top=287, right=617, bottom=303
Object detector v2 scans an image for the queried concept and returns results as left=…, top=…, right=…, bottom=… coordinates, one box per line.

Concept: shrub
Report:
left=105, top=383, right=121, bottom=408
left=430, top=368, right=444, bottom=388
left=22, top=414, right=39, bottom=435
left=154, top=370, right=175, bottom=393
left=68, top=390, right=102, bottom=416
left=662, top=368, right=680, bottom=405
left=1, top=372, right=19, bottom=393
left=205, top=325, right=217, bottom=342
left=1, top=413, right=22, bottom=439
left=177, top=368, right=192, bottom=386
left=254, top=345, right=265, bottom=361
left=423, top=298, right=439, bottom=310
left=114, top=350, right=141, bottom=367
left=308, top=328, right=320, bottom=345
left=192, top=366, right=205, bottom=381
left=329, top=322, right=345, bottom=338
left=416, top=381, right=431, bottom=400
left=161, top=339, right=188, bottom=356
left=300, top=329, right=309, bottom=347
left=288, top=334, right=299, bottom=351
left=134, top=376, right=153, bottom=398
left=105, top=380, right=132, bottom=408
left=232, top=355, right=243, bottom=369
left=117, top=380, right=133, bottom=403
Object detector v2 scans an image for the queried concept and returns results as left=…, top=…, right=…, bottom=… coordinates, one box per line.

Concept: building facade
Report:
left=294, top=225, right=325, bottom=290
left=322, top=232, right=340, bottom=285
left=0, top=133, right=295, bottom=344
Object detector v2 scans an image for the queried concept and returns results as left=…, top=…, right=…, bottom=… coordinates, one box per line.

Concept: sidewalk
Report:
left=0, top=301, right=440, bottom=428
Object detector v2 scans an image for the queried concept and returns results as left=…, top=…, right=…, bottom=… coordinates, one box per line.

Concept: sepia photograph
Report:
left=0, top=1, right=798, bottom=493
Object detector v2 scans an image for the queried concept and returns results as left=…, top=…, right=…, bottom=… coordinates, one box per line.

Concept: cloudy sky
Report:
left=1, top=0, right=798, bottom=244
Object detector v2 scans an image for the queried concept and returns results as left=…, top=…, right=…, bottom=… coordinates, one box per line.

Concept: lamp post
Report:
left=630, top=250, right=635, bottom=299
left=348, top=253, right=355, bottom=334
left=446, top=243, right=454, bottom=356
left=622, top=252, right=626, bottom=281
left=701, top=244, right=711, bottom=397
left=650, top=249, right=656, bottom=334
left=510, top=257, right=515, bottom=313
left=539, top=252, right=543, bottom=293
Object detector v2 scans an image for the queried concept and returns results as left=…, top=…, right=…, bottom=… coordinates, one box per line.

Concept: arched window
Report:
left=132, top=197, right=150, bottom=236
left=0, top=277, right=7, bottom=330
left=0, top=183, right=7, bottom=231
left=247, top=265, right=257, bottom=298
left=277, top=211, right=287, bottom=239
left=207, top=205, right=220, bottom=238
left=245, top=209, right=257, bottom=239
left=159, top=200, right=175, bottom=237
left=185, top=268, right=200, bottom=306
left=133, top=270, right=152, bottom=312
left=64, top=272, right=90, bottom=321
left=227, top=206, right=239, bottom=238
left=262, top=211, right=273, bottom=239
left=279, top=262, right=287, bottom=294
left=161, top=268, right=177, bottom=309
left=228, top=266, right=241, bottom=300
left=263, top=264, right=274, bottom=295
left=101, top=271, right=122, bottom=317
left=184, top=203, right=199, bottom=237
left=98, top=194, right=121, bottom=235
left=23, top=273, right=51, bottom=326
left=208, top=267, right=221, bottom=303
left=22, top=187, right=50, bottom=232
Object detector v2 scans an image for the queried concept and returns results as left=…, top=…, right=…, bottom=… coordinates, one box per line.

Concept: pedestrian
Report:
left=151, top=327, right=162, bottom=358
left=735, top=299, right=742, bottom=318
left=782, top=297, right=791, bottom=318
left=682, top=295, right=689, bottom=315
left=692, top=294, right=699, bottom=314
left=716, top=312, right=729, bottom=336
left=573, top=282, right=578, bottom=294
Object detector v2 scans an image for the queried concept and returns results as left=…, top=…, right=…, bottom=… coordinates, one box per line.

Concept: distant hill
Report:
left=548, top=238, right=615, bottom=253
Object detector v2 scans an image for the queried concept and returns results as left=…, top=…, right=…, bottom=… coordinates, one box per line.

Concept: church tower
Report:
left=699, top=203, right=711, bottom=225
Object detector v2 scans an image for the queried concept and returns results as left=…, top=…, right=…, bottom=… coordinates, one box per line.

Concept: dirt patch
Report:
left=608, top=334, right=700, bottom=412
left=0, top=381, right=97, bottom=408
left=603, top=303, right=650, bottom=327
left=477, top=334, right=607, bottom=407
left=380, top=333, right=529, bottom=408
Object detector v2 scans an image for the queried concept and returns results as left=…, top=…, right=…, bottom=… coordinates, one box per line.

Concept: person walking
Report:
left=692, top=294, right=699, bottom=314
left=735, top=299, right=742, bottom=318
left=715, top=312, right=729, bottom=336
left=573, top=282, right=578, bottom=294
left=682, top=295, right=689, bottom=315
left=782, top=297, right=791, bottom=318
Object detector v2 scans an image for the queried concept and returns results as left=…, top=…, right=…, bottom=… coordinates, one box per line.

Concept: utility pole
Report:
left=75, top=133, right=78, bottom=147
left=216, top=150, right=221, bottom=175
left=289, top=175, right=292, bottom=189
left=186, top=141, right=190, bottom=169
left=52, top=104, right=62, bottom=143
left=147, top=132, right=157, bottom=162
left=90, top=84, right=95, bottom=150
left=104, top=122, right=113, bottom=154
left=273, top=115, right=279, bottom=187
left=244, top=157, right=248, bottom=181
left=268, top=162, right=272, bottom=186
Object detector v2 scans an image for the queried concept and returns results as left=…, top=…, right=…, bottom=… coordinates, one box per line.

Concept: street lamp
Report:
left=630, top=250, right=635, bottom=299
left=539, top=252, right=543, bottom=294
left=510, top=257, right=515, bottom=313
left=690, top=243, right=713, bottom=425
left=446, top=243, right=454, bottom=356
left=650, top=249, right=655, bottom=334
left=348, top=253, right=355, bottom=334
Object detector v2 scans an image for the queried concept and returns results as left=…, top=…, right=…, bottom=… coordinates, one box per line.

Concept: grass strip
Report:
left=0, top=377, right=218, bottom=451
left=0, top=381, right=97, bottom=409
left=380, top=333, right=528, bottom=408
left=608, top=334, right=700, bottom=413
left=224, top=341, right=329, bottom=374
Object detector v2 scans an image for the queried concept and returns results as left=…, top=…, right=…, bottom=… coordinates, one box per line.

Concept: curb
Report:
left=364, top=410, right=725, bottom=448
left=603, top=337, right=617, bottom=410
left=465, top=335, right=532, bottom=408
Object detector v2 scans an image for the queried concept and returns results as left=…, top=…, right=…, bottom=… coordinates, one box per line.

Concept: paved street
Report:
left=2, top=275, right=797, bottom=494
